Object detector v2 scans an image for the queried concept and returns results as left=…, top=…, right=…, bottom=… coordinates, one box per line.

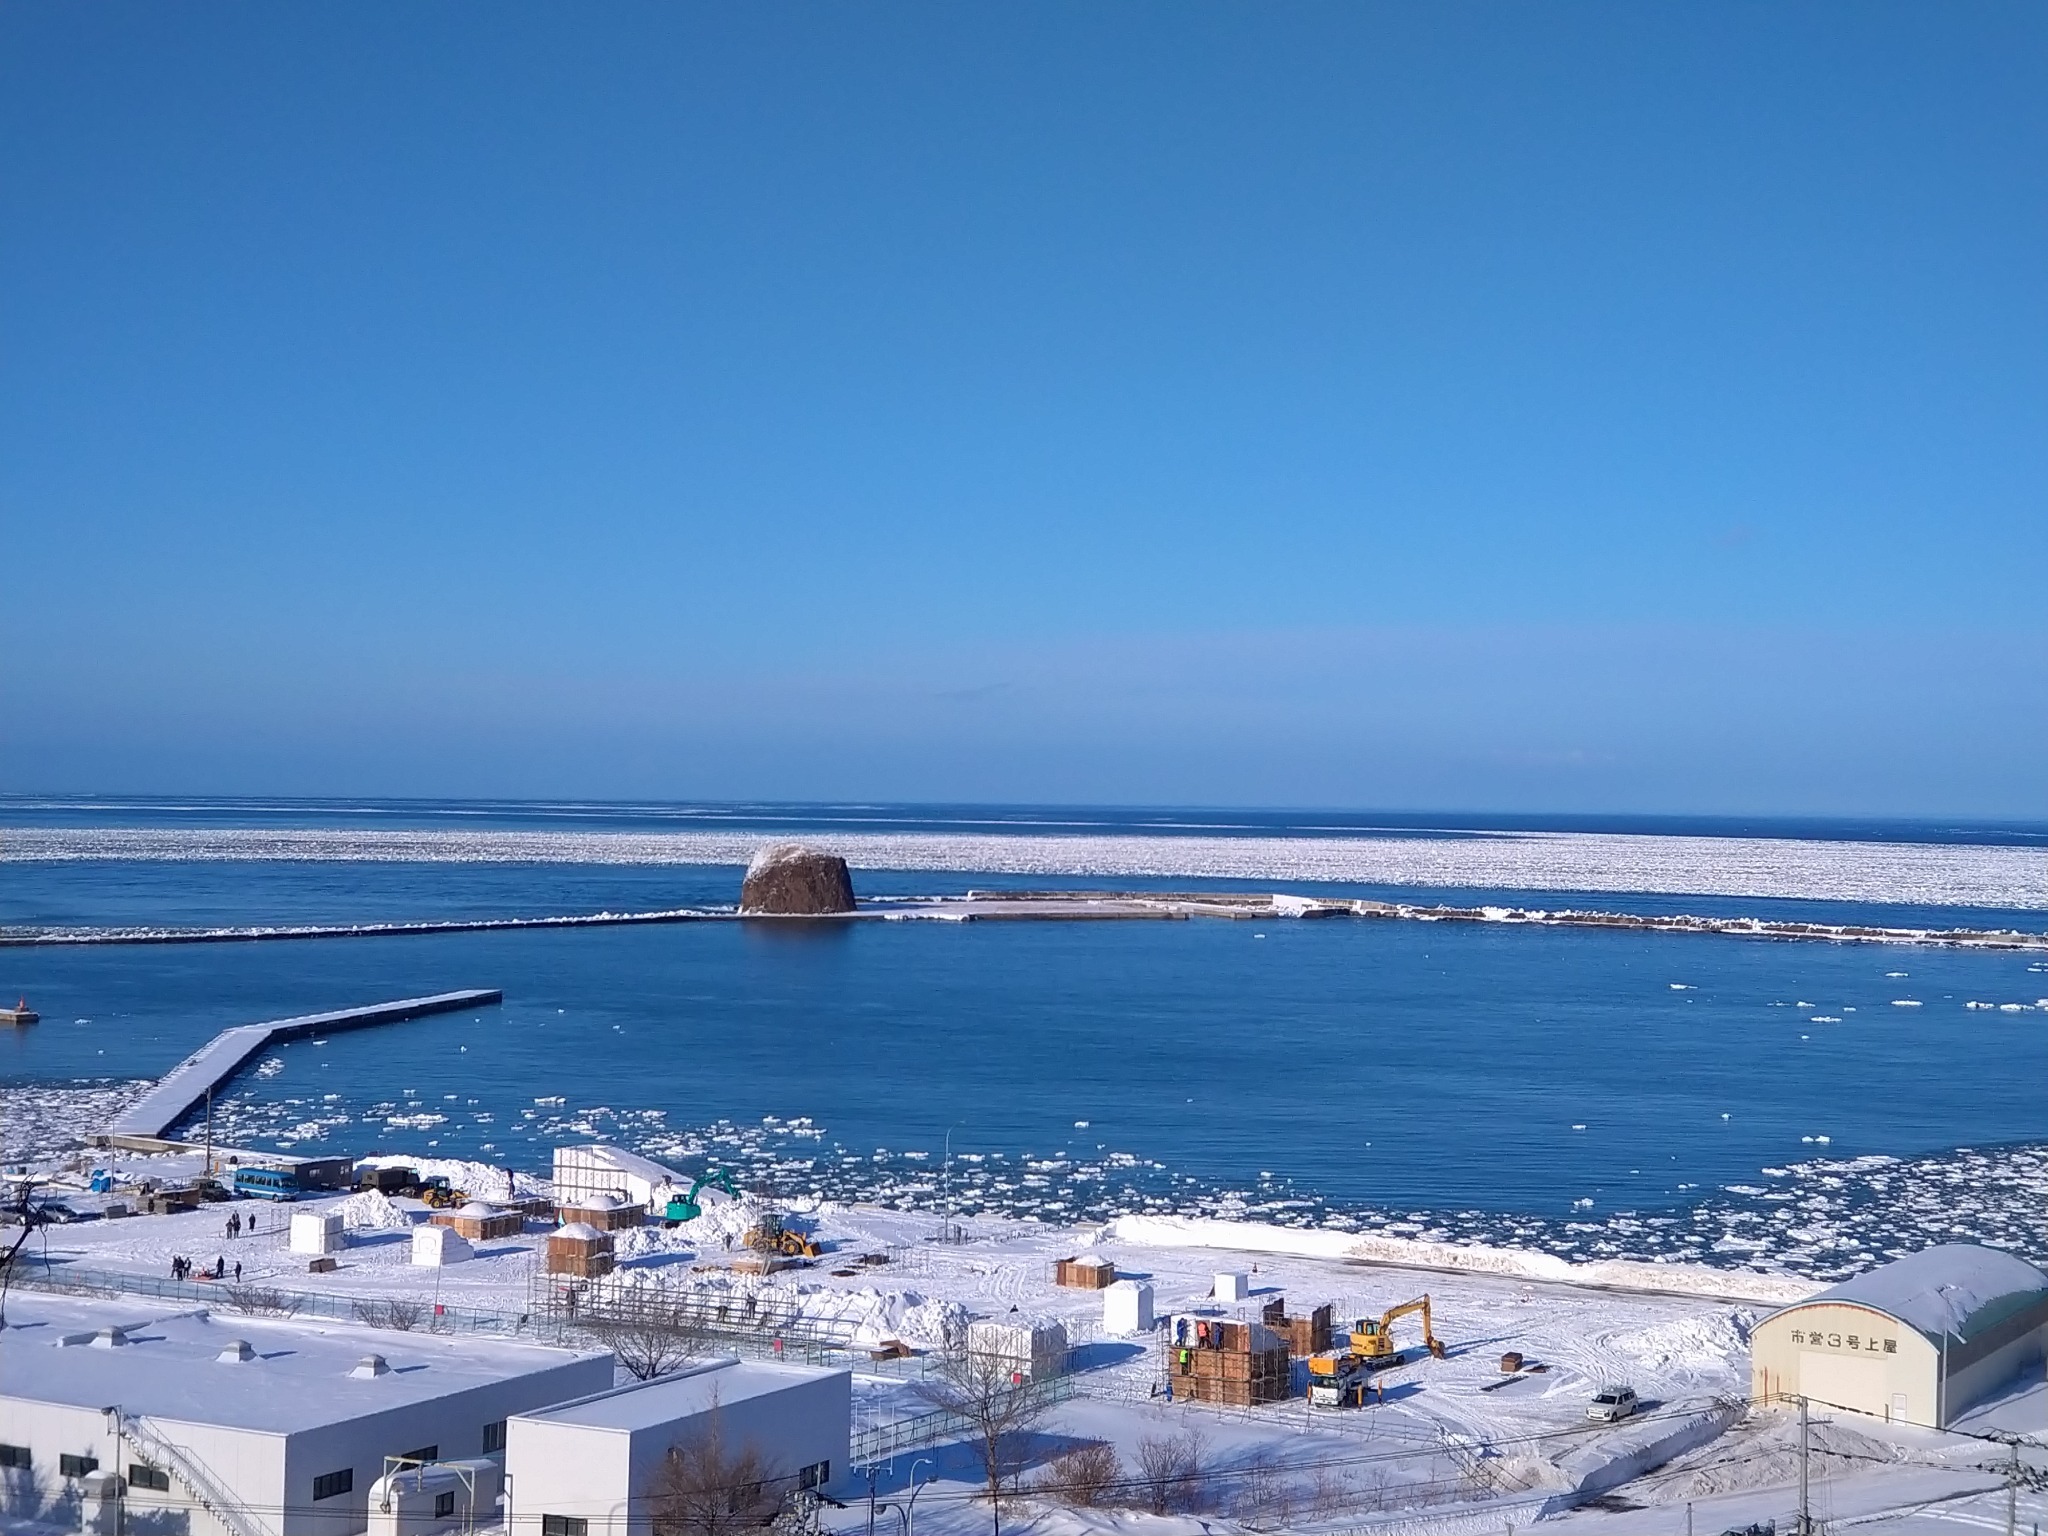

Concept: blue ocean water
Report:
left=4, top=799, right=2047, bottom=1272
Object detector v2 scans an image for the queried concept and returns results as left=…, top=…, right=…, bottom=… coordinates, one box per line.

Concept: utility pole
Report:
left=1687, top=1501, right=1694, bottom=1536
left=204, top=1087, right=214, bottom=1178
left=1798, top=1394, right=1812, bottom=1536
left=2008, top=1438, right=2019, bottom=1536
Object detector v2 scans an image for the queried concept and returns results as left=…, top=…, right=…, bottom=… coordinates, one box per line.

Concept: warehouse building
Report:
left=1749, top=1244, right=2048, bottom=1428
left=0, top=1294, right=613, bottom=1536
left=506, top=1357, right=849, bottom=1536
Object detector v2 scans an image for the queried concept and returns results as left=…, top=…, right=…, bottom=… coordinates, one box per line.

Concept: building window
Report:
left=312, top=1470, right=354, bottom=1501
left=541, top=1517, right=588, bottom=1536
left=434, top=1492, right=457, bottom=1519
left=0, top=1445, right=30, bottom=1471
left=482, top=1421, right=507, bottom=1454
left=61, top=1455, right=100, bottom=1478
left=798, top=1461, right=829, bottom=1492
left=128, top=1465, right=172, bottom=1493
left=396, top=1447, right=438, bottom=1467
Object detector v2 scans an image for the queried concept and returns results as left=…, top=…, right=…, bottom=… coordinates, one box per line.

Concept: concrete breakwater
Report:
left=103, top=989, right=503, bottom=1142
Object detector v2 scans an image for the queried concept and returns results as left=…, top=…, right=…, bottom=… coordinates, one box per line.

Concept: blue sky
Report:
left=3, top=4, right=2043, bottom=814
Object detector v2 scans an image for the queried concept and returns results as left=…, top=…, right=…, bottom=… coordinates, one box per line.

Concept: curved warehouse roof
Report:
left=1770, top=1244, right=2048, bottom=1344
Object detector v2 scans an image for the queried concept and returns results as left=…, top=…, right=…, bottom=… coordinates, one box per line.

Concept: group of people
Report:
left=170, top=1254, right=240, bottom=1284
left=224, top=1210, right=257, bottom=1239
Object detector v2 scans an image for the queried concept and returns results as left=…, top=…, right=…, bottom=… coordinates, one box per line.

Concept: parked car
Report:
left=1586, top=1385, right=1639, bottom=1422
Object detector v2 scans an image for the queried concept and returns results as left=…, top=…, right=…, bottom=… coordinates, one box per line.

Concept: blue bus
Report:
left=231, top=1167, right=302, bottom=1202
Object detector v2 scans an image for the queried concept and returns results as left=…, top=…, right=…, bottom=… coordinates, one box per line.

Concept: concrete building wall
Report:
left=1752, top=1300, right=2048, bottom=1428
left=502, top=1419, right=631, bottom=1536
left=508, top=1372, right=850, bottom=1536
left=1751, top=1302, right=1938, bottom=1425
left=277, top=1356, right=612, bottom=1536
left=619, top=1370, right=850, bottom=1532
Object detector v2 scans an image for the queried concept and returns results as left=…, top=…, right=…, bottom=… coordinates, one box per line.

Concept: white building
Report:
left=505, top=1358, right=850, bottom=1536
left=1749, top=1244, right=2048, bottom=1428
left=0, top=1293, right=612, bottom=1536
left=549, top=1148, right=684, bottom=1213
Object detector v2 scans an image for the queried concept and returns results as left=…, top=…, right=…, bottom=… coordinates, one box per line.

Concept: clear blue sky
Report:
left=3, top=4, right=2043, bottom=815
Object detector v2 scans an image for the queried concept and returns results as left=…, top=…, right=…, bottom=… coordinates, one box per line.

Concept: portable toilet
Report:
left=1105, top=1279, right=1155, bottom=1336
left=412, top=1224, right=473, bottom=1267
left=290, top=1210, right=345, bottom=1256
left=1213, top=1271, right=1250, bottom=1303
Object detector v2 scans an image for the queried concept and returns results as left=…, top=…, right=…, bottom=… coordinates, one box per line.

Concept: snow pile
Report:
left=602, top=1268, right=967, bottom=1350
left=1539, top=1398, right=1744, bottom=1514
left=332, top=1189, right=416, bottom=1231
left=667, top=1191, right=770, bottom=1249
left=1106, top=1214, right=1824, bottom=1305
left=354, top=1155, right=546, bottom=1204
left=1605, top=1312, right=1750, bottom=1374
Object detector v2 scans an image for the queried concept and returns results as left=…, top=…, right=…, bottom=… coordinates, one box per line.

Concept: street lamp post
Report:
left=906, top=1460, right=935, bottom=1536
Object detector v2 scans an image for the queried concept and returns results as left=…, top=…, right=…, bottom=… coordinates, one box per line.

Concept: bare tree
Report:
left=222, top=1284, right=302, bottom=1317
left=648, top=1410, right=777, bottom=1536
left=916, top=1346, right=1052, bottom=1531
left=353, top=1297, right=425, bottom=1331
left=1031, top=1442, right=1120, bottom=1507
left=578, top=1305, right=713, bottom=1380
left=1134, top=1429, right=1208, bottom=1516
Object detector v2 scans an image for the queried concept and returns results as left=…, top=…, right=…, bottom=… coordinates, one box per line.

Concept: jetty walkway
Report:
left=104, top=989, right=502, bottom=1143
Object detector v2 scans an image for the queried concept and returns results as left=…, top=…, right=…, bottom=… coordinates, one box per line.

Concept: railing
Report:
left=123, top=1414, right=274, bottom=1536
left=849, top=1376, right=1078, bottom=1464
left=10, top=1261, right=533, bottom=1337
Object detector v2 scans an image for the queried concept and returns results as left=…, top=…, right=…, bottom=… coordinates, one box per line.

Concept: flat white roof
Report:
left=514, top=1357, right=845, bottom=1433
left=0, top=1293, right=608, bottom=1434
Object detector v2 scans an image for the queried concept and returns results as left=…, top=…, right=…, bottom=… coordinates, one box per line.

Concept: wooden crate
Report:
left=1054, top=1256, right=1117, bottom=1289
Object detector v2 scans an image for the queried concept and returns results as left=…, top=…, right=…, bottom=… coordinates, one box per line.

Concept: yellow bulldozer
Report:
left=743, top=1218, right=823, bottom=1260
left=1348, top=1295, right=1446, bottom=1364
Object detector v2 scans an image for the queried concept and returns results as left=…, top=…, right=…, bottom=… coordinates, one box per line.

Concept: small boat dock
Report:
left=102, top=988, right=502, bottom=1145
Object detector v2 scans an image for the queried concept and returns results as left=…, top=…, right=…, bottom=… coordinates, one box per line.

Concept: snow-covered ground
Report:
left=12, top=1149, right=2045, bottom=1536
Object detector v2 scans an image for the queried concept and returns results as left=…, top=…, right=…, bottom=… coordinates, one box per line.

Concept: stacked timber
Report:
left=1261, top=1298, right=1333, bottom=1355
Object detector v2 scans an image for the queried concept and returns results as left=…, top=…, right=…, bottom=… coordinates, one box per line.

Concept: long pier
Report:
left=103, top=989, right=503, bottom=1142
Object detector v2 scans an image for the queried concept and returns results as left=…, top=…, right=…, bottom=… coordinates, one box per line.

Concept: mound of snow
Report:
left=354, top=1155, right=546, bottom=1204
left=333, top=1189, right=416, bottom=1231
left=1606, top=1312, right=1748, bottom=1373
left=1106, top=1214, right=1824, bottom=1305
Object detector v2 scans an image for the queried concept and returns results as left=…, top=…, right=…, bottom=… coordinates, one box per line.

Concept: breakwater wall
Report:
left=103, top=989, right=503, bottom=1141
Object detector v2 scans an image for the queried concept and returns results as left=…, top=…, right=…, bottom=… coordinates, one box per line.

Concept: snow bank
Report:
left=604, top=1267, right=967, bottom=1350
left=1106, top=1215, right=1823, bottom=1305
left=354, top=1155, right=546, bottom=1204
left=1538, top=1398, right=1745, bottom=1515
left=333, top=1189, right=417, bottom=1231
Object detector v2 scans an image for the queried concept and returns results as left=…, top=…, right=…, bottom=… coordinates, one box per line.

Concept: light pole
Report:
left=906, top=1460, right=935, bottom=1536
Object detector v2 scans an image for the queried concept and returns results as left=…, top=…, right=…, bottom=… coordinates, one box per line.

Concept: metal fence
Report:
left=850, top=1376, right=1079, bottom=1465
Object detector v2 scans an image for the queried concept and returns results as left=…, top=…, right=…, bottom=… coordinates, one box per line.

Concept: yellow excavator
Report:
left=1348, top=1295, right=1446, bottom=1364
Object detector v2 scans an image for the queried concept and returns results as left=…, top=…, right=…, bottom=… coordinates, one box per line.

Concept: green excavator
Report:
left=663, top=1168, right=741, bottom=1223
